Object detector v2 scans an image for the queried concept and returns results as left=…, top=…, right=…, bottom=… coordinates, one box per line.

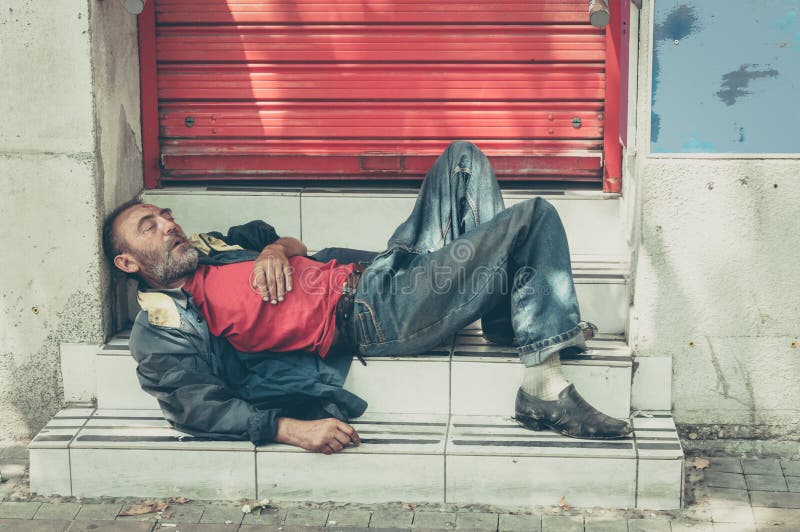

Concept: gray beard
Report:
left=139, top=243, right=199, bottom=286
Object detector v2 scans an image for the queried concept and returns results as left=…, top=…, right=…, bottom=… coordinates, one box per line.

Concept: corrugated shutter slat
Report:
left=155, top=0, right=605, bottom=183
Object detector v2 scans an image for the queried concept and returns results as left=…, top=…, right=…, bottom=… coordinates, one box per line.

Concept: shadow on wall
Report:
left=633, top=158, right=800, bottom=446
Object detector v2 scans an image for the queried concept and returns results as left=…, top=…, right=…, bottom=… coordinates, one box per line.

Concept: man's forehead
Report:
left=116, top=203, right=166, bottom=230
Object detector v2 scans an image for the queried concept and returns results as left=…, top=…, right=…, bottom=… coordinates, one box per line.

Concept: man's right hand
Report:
left=274, top=417, right=360, bottom=455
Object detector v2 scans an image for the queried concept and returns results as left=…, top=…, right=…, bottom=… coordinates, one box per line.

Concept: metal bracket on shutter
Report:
left=360, top=155, right=403, bottom=173
left=122, top=0, right=146, bottom=15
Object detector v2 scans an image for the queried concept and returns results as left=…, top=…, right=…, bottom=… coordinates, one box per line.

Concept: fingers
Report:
left=254, top=255, right=293, bottom=304
left=337, top=423, right=360, bottom=446
left=253, top=265, right=269, bottom=301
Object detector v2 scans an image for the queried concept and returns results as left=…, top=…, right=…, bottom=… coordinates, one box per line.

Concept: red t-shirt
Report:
left=182, top=256, right=356, bottom=357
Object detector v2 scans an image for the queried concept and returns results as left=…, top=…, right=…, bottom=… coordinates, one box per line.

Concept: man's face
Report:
left=113, top=203, right=199, bottom=288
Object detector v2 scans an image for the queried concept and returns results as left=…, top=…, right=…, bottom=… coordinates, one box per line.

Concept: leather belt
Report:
left=335, top=261, right=369, bottom=366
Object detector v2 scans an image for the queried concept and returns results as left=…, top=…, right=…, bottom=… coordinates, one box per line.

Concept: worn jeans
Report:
left=349, top=141, right=596, bottom=367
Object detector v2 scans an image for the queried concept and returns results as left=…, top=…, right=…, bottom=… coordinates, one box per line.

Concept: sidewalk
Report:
left=2, top=444, right=799, bottom=531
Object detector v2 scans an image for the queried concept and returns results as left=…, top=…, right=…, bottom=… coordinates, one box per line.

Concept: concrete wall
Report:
left=0, top=0, right=142, bottom=443
left=627, top=2, right=800, bottom=455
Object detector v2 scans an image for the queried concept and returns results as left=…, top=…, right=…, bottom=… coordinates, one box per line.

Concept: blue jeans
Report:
left=349, top=141, right=596, bottom=367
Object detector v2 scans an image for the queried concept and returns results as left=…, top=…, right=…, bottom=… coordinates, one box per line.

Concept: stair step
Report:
left=96, top=332, right=631, bottom=419
left=29, top=408, right=683, bottom=509
left=142, top=187, right=627, bottom=262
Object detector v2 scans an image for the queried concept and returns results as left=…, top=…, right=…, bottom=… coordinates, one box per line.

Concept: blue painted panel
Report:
left=651, top=1, right=799, bottom=153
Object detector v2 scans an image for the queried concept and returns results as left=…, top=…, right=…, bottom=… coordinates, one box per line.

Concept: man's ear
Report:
left=113, top=253, right=141, bottom=275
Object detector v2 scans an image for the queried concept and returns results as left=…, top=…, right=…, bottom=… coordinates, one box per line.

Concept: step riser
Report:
left=30, top=410, right=683, bottom=509
left=142, top=189, right=627, bottom=260
left=96, top=353, right=632, bottom=418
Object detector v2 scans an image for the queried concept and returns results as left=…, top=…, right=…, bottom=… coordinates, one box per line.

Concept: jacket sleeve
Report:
left=218, top=220, right=281, bottom=252
left=129, top=319, right=281, bottom=445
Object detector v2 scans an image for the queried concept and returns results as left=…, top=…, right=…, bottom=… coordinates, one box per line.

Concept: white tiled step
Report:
left=95, top=333, right=634, bottom=419
left=142, top=187, right=627, bottom=260
left=29, top=409, right=683, bottom=509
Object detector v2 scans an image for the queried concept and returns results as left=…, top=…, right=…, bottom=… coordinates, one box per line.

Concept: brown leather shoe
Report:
left=515, top=384, right=632, bottom=439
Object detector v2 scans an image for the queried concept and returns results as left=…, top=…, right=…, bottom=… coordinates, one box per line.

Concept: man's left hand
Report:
left=253, top=244, right=293, bottom=304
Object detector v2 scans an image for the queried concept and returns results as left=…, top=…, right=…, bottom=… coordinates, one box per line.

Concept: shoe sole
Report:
left=514, top=413, right=632, bottom=441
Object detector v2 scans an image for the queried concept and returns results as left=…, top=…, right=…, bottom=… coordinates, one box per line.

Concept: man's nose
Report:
left=160, top=217, right=178, bottom=234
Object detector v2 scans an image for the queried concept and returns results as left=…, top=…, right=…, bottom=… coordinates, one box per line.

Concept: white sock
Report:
left=521, top=352, right=570, bottom=400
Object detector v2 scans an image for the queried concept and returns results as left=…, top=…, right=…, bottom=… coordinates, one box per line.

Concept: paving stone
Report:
left=166, top=525, right=239, bottom=532
left=749, top=491, right=800, bottom=509
left=455, top=512, right=498, bottom=530
left=33, top=503, right=81, bottom=521
left=199, top=505, right=245, bottom=525
left=241, top=507, right=286, bottom=526
left=752, top=507, right=800, bottom=527
left=0, top=520, right=70, bottom=532
left=708, top=488, right=754, bottom=524
left=68, top=521, right=155, bottom=531
left=0, top=501, right=42, bottom=519
left=709, top=487, right=751, bottom=505
left=238, top=526, right=280, bottom=532
left=583, top=517, right=628, bottom=531
left=371, top=510, right=414, bottom=529
left=73, top=503, right=123, bottom=520
left=712, top=523, right=755, bottom=532
left=413, top=512, right=456, bottom=529
left=668, top=519, right=713, bottom=531
left=745, top=475, right=788, bottom=492
left=709, top=458, right=743, bottom=474
left=283, top=508, right=329, bottom=527
left=706, top=471, right=747, bottom=490
left=741, top=459, right=782, bottom=476
left=780, top=461, right=800, bottom=477
left=326, top=508, right=371, bottom=528
left=281, top=527, right=324, bottom=532
left=498, top=514, right=541, bottom=532
left=159, top=503, right=205, bottom=523
left=541, top=514, right=583, bottom=532
left=786, top=476, right=800, bottom=493
left=627, top=518, right=670, bottom=532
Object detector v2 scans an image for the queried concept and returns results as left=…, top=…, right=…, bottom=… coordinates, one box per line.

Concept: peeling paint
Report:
left=650, top=5, right=702, bottom=144
left=716, top=64, right=780, bottom=106
left=653, top=4, right=701, bottom=42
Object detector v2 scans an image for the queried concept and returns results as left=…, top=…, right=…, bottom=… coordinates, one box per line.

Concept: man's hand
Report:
left=253, top=243, right=293, bottom=304
left=252, top=237, right=307, bottom=304
left=274, top=417, right=361, bottom=454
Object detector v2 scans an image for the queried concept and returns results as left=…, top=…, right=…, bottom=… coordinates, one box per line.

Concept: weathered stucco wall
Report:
left=0, top=0, right=102, bottom=443
left=628, top=2, right=800, bottom=455
left=90, top=0, right=143, bottom=331
left=0, top=0, right=142, bottom=443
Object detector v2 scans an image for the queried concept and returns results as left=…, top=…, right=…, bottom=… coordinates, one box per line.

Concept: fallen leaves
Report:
left=119, top=501, right=168, bottom=516
left=692, top=457, right=710, bottom=470
left=558, top=496, right=572, bottom=511
left=402, top=503, right=418, bottom=511
left=241, top=498, right=271, bottom=514
left=118, top=497, right=191, bottom=517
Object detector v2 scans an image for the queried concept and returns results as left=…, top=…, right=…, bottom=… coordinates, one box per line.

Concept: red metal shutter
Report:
left=147, top=0, right=608, bottom=186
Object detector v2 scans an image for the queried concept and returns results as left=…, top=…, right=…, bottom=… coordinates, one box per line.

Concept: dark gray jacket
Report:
left=128, top=220, right=377, bottom=445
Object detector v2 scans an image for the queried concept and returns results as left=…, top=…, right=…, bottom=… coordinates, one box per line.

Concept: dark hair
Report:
left=102, top=197, right=144, bottom=266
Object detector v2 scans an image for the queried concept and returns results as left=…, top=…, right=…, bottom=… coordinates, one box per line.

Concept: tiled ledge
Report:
left=29, top=409, right=683, bottom=510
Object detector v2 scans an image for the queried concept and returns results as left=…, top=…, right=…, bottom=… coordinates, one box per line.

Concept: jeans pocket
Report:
left=355, top=304, right=385, bottom=346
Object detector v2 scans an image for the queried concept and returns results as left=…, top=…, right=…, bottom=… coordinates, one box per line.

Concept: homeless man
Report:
left=103, top=141, right=632, bottom=455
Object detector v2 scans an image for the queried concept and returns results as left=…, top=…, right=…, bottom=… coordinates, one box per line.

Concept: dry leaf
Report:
left=168, top=496, right=190, bottom=505
left=119, top=500, right=168, bottom=516
left=693, top=457, right=710, bottom=470
left=558, top=496, right=571, bottom=510
left=402, top=503, right=417, bottom=511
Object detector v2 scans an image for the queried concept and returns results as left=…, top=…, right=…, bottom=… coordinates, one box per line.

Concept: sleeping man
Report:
left=103, top=141, right=631, bottom=454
